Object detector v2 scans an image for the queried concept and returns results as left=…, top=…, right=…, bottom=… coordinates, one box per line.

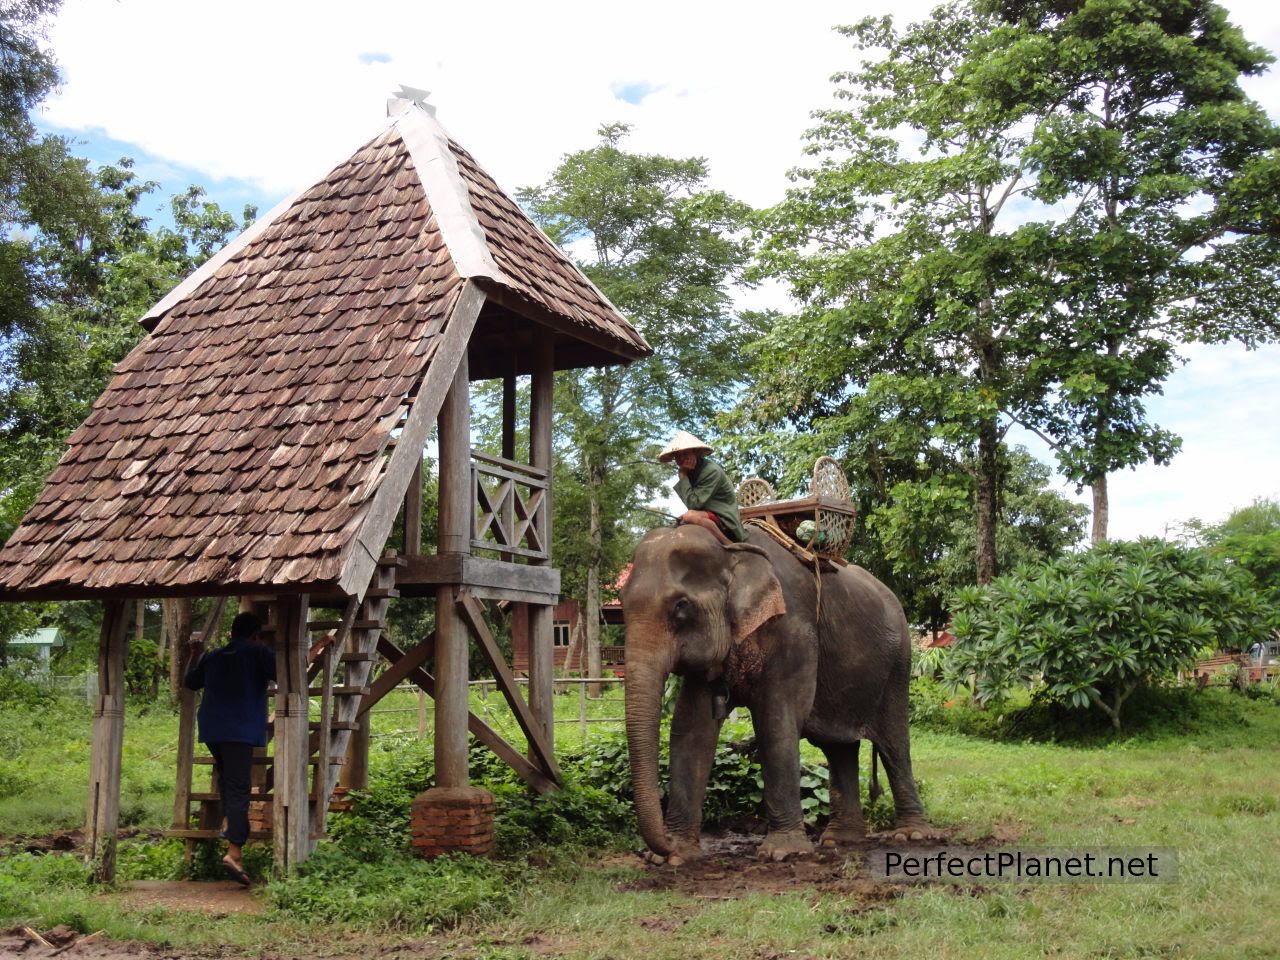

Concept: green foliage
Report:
left=0, top=663, right=54, bottom=709
left=947, top=539, right=1276, bottom=729
left=0, top=850, right=90, bottom=920
left=518, top=123, right=751, bottom=666
left=1185, top=498, right=1280, bottom=607
left=268, top=844, right=517, bottom=932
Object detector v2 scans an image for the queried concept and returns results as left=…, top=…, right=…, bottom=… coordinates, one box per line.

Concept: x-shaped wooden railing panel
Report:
left=470, top=449, right=549, bottom=561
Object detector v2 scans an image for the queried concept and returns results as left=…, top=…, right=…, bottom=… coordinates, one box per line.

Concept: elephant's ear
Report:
left=725, top=546, right=786, bottom=644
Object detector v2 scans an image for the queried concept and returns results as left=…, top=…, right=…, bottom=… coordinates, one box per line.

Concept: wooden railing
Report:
left=470, top=449, right=549, bottom=561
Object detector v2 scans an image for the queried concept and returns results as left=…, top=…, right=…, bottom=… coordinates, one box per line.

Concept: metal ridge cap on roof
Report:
left=391, top=102, right=506, bottom=286
left=138, top=113, right=403, bottom=333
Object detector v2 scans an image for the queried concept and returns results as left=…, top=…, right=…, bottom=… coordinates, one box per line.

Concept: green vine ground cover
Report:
left=1, top=684, right=1278, bottom=959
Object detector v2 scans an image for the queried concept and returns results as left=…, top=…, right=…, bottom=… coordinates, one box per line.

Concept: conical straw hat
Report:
left=658, top=431, right=713, bottom=463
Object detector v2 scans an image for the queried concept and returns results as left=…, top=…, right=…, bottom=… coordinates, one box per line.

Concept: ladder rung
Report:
left=165, top=829, right=273, bottom=841
left=341, top=651, right=378, bottom=662
left=364, top=587, right=399, bottom=599
left=266, top=720, right=361, bottom=731
left=189, top=791, right=272, bottom=802
left=379, top=555, right=407, bottom=568
left=308, top=619, right=382, bottom=630
left=193, top=756, right=344, bottom=766
left=265, top=684, right=370, bottom=696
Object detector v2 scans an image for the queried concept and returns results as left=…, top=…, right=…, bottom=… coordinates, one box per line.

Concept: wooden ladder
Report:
left=167, top=553, right=402, bottom=849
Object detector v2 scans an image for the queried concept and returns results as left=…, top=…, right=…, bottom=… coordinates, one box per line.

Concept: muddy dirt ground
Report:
left=2, top=826, right=993, bottom=960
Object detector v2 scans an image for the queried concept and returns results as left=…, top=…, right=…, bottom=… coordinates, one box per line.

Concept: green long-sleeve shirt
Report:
left=674, top=457, right=748, bottom=543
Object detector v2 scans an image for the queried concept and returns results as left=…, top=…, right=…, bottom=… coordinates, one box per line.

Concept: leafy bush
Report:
left=948, top=539, right=1276, bottom=729
left=0, top=852, right=90, bottom=921
left=268, top=844, right=517, bottom=931
left=0, top=665, right=54, bottom=710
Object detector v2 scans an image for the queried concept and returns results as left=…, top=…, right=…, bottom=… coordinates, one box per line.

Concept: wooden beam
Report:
left=404, top=456, right=423, bottom=557
left=337, top=279, right=486, bottom=598
left=396, top=553, right=560, bottom=596
left=457, top=594, right=561, bottom=782
left=86, top=599, right=129, bottom=882
left=358, top=633, right=436, bottom=716
left=435, top=348, right=472, bottom=789
left=375, top=637, right=557, bottom=795
left=501, top=366, right=516, bottom=462
left=527, top=334, right=556, bottom=751
left=272, top=594, right=312, bottom=874
left=172, top=597, right=227, bottom=831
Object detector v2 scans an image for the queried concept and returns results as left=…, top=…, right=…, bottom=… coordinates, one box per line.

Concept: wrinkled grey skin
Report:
left=622, top=524, right=927, bottom=862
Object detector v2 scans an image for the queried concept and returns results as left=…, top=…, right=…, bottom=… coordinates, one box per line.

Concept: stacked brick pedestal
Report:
left=411, top=786, right=495, bottom=858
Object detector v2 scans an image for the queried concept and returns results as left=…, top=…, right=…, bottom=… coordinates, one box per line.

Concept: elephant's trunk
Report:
left=624, top=641, right=675, bottom=857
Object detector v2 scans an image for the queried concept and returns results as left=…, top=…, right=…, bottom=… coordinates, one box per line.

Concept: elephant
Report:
left=621, top=523, right=928, bottom=863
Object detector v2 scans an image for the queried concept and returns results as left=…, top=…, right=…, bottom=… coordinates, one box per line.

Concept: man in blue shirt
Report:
left=184, top=612, right=276, bottom=885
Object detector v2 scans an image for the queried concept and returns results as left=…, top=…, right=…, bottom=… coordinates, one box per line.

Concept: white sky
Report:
left=38, top=0, right=1280, bottom=541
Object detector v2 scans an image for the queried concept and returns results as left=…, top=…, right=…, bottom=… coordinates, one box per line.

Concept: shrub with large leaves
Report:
left=947, top=539, right=1275, bottom=730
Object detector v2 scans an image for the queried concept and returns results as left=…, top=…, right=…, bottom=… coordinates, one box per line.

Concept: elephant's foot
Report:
left=819, top=819, right=867, bottom=848
left=643, top=835, right=703, bottom=867
left=888, top=816, right=936, bottom=843
left=757, top=828, right=811, bottom=862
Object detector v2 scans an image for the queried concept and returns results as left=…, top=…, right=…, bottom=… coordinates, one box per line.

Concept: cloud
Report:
left=610, top=81, right=660, bottom=105
left=38, top=0, right=1280, bottom=541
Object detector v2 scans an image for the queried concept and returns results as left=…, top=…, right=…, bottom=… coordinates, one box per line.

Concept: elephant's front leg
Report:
left=750, top=704, right=811, bottom=861
left=663, top=677, right=724, bottom=862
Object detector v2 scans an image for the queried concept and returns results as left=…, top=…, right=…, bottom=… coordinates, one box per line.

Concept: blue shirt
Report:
left=184, top=637, right=277, bottom=746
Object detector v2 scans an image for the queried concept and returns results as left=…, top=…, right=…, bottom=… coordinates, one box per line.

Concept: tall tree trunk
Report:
left=975, top=415, right=1000, bottom=585
left=586, top=460, right=604, bottom=696
left=1091, top=474, right=1109, bottom=544
left=164, top=599, right=192, bottom=704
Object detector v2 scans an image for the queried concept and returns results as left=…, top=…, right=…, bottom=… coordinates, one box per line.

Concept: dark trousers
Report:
left=207, top=741, right=253, bottom=846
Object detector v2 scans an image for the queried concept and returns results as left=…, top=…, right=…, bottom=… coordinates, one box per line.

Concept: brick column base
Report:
left=411, top=786, right=496, bottom=858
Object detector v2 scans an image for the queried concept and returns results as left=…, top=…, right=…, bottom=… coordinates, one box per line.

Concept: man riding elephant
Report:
left=659, top=431, right=747, bottom=546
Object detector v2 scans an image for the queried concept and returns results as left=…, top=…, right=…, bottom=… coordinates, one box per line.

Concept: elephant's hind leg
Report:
left=873, top=732, right=931, bottom=840
left=816, top=741, right=867, bottom=847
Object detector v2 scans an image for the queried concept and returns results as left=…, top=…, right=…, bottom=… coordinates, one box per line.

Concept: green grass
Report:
left=2, top=684, right=1279, bottom=958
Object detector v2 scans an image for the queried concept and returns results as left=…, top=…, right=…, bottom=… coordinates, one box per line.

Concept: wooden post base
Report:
left=410, top=786, right=495, bottom=858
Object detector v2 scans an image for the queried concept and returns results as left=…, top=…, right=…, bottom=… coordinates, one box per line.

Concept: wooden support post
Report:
left=501, top=365, right=516, bottom=463
left=527, top=334, right=555, bottom=750
left=272, top=595, right=312, bottom=874
left=86, top=600, right=129, bottom=882
left=404, top=456, right=423, bottom=557
left=436, top=352, right=471, bottom=788
left=173, top=598, right=227, bottom=846
left=339, top=713, right=371, bottom=792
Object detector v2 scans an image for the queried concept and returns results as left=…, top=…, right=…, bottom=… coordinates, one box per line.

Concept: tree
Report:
left=947, top=539, right=1275, bottom=729
left=983, top=0, right=1280, bottom=542
left=518, top=124, right=751, bottom=682
left=1184, top=498, right=1280, bottom=607
left=748, top=4, right=1056, bottom=584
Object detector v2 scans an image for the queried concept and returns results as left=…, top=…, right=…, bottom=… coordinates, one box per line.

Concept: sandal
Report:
left=222, top=859, right=251, bottom=887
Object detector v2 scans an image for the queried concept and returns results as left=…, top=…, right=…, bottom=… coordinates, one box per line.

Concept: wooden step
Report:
left=379, top=555, right=408, bottom=568
left=266, top=684, right=370, bottom=696
left=190, top=791, right=272, bottom=802
left=193, top=755, right=344, bottom=766
left=266, top=719, right=361, bottom=731
left=340, top=650, right=378, bottom=662
left=166, top=828, right=273, bottom=841
left=363, top=587, right=399, bottom=599
left=166, top=828, right=335, bottom=842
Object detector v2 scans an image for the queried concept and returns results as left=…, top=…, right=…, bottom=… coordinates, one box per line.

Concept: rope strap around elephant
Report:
left=746, top=518, right=825, bottom=617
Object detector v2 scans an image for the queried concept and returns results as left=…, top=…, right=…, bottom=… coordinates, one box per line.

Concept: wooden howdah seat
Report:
left=735, top=457, right=857, bottom=562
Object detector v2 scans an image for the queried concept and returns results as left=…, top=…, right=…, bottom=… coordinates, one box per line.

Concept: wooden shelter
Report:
left=0, top=96, right=650, bottom=878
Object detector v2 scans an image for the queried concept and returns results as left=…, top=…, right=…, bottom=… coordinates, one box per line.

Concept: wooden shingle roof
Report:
left=0, top=103, right=649, bottom=601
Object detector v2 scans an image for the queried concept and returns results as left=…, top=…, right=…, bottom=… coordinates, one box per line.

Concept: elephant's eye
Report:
left=670, top=597, right=695, bottom=629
